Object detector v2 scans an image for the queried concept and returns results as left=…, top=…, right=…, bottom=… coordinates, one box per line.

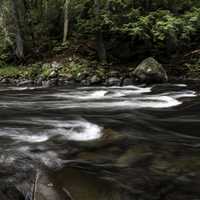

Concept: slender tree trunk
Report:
left=11, top=0, right=24, bottom=59
left=63, top=0, right=70, bottom=43
left=94, top=0, right=107, bottom=63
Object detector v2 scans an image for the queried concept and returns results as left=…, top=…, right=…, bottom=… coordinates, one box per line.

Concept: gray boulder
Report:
left=133, top=57, right=168, bottom=83
left=42, top=79, right=57, bottom=87
left=35, top=75, right=45, bottom=86
left=106, top=77, right=121, bottom=86
left=109, top=70, right=120, bottom=78
left=122, top=78, right=133, bottom=86
left=17, top=80, right=33, bottom=87
left=81, top=79, right=91, bottom=86
left=90, top=75, right=102, bottom=85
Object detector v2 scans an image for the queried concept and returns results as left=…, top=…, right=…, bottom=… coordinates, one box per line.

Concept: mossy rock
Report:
left=133, top=57, right=168, bottom=83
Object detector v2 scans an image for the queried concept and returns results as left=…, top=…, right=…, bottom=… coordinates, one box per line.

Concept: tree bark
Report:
left=94, top=0, right=107, bottom=63
left=11, top=0, right=24, bottom=59
left=63, top=0, right=70, bottom=43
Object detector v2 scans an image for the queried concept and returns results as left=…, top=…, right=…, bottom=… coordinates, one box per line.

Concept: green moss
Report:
left=60, top=61, right=91, bottom=79
left=0, top=65, right=24, bottom=78
left=0, top=64, right=42, bottom=79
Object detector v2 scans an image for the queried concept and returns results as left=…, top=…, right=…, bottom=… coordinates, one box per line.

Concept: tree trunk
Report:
left=63, top=0, right=70, bottom=43
left=11, top=0, right=24, bottom=59
left=94, top=0, right=107, bottom=63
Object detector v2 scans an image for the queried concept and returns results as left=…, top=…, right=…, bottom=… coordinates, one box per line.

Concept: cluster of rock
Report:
left=0, top=57, right=168, bottom=87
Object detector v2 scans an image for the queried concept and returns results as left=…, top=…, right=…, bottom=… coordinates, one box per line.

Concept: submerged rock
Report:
left=133, top=57, right=168, bottom=83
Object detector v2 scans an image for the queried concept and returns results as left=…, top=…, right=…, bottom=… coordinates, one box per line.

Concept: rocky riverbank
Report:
left=0, top=56, right=199, bottom=87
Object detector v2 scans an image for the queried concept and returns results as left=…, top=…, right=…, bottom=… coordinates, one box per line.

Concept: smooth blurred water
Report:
left=0, top=84, right=200, bottom=199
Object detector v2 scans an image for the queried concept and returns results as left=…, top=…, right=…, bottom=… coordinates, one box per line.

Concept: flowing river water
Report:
left=0, top=84, right=200, bottom=200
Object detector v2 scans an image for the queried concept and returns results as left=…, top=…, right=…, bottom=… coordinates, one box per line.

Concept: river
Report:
left=0, top=84, right=200, bottom=200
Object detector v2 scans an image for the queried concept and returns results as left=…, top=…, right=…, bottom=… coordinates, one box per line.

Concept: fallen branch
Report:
left=62, top=187, right=74, bottom=200
left=32, top=170, right=40, bottom=200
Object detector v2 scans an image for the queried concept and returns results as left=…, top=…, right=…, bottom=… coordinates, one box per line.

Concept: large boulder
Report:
left=133, top=57, right=168, bottom=83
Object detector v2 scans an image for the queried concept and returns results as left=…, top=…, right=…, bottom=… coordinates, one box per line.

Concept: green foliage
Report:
left=0, top=64, right=42, bottom=79
left=60, top=60, right=90, bottom=79
left=0, top=65, right=21, bottom=78
left=0, top=0, right=200, bottom=63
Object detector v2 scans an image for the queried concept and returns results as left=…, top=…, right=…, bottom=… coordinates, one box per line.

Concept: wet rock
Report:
left=122, top=78, right=133, bottom=86
left=62, top=79, right=77, bottom=86
left=106, top=77, right=121, bottom=86
left=57, top=78, right=65, bottom=86
left=8, top=78, right=17, bottom=85
left=35, top=76, right=45, bottom=86
left=42, top=79, right=57, bottom=87
left=76, top=72, right=88, bottom=82
left=90, top=75, right=102, bottom=85
left=109, top=70, right=120, bottom=78
left=81, top=79, right=91, bottom=86
left=0, top=78, right=10, bottom=84
left=133, top=57, right=168, bottom=83
left=17, top=80, right=33, bottom=87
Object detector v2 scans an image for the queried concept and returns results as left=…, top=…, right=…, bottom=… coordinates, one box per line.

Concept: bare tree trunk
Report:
left=94, top=0, right=107, bottom=63
left=11, top=0, right=24, bottom=59
left=63, top=0, right=70, bottom=43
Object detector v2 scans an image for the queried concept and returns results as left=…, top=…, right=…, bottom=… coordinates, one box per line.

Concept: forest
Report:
left=0, top=0, right=199, bottom=69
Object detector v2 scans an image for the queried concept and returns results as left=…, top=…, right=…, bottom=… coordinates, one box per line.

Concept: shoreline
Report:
left=0, top=57, right=199, bottom=88
left=1, top=76, right=200, bottom=88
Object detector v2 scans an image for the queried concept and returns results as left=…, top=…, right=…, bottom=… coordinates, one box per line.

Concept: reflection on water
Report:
left=0, top=84, right=200, bottom=200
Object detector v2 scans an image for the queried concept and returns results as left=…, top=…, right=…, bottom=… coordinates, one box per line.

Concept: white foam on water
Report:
left=16, top=134, right=49, bottom=143
left=109, top=96, right=182, bottom=108
left=55, top=94, right=182, bottom=109
left=39, top=120, right=103, bottom=141
left=112, top=87, right=152, bottom=97
left=50, top=86, right=151, bottom=100
left=0, top=128, right=50, bottom=143
left=173, top=84, right=187, bottom=87
left=9, top=86, right=44, bottom=91
left=140, top=96, right=182, bottom=108
left=64, top=120, right=103, bottom=141
left=49, top=90, right=107, bottom=100
left=79, top=90, right=107, bottom=99
left=0, top=119, right=103, bottom=142
left=171, top=91, right=197, bottom=98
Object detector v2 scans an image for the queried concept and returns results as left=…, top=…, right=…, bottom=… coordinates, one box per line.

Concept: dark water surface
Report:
left=0, top=84, right=200, bottom=200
